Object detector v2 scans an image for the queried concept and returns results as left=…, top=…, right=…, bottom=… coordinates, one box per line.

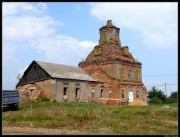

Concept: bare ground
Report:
left=2, top=126, right=88, bottom=135
left=2, top=125, right=113, bottom=135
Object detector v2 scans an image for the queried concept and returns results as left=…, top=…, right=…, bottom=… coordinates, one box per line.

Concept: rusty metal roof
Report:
left=35, top=60, right=98, bottom=82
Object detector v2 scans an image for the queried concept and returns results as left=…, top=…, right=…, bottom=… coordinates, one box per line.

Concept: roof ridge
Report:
left=33, top=60, right=98, bottom=82
left=34, top=60, right=79, bottom=69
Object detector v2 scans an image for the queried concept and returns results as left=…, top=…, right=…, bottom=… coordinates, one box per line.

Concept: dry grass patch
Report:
left=2, top=101, right=178, bottom=135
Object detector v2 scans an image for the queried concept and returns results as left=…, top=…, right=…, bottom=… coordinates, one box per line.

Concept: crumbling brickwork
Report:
left=79, top=20, right=147, bottom=102
left=17, top=79, right=54, bottom=101
left=16, top=20, right=147, bottom=104
left=17, top=78, right=105, bottom=103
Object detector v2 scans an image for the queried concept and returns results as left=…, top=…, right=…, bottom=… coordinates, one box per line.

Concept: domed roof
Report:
left=99, top=20, right=120, bottom=30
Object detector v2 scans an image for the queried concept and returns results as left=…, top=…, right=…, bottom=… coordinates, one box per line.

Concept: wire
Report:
left=145, top=84, right=164, bottom=86
left=166, top=84, right=177, bottom=85
left=145, top=83, right=177, bottom=87
left=143, top=74, right=177, bottom=77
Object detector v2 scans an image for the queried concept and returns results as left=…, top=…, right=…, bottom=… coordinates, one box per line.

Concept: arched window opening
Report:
left=63, top=87, right=67, bottom=96
left=109, top=90, right=112, bottom=98
left=136, top=90, right=139, bottom=98
left=63, top=87, right=68, bottom=101
left=121, top=68, right=124, bottom=78
left=75, top=88, right=79, bottom=98
left=102, top=34, right=106, bottom=41
left=128, top=70, right=132, bottom=79
left=121, top=86, right=125, bottom=99
left=122, top=90, right=125, bottom=98
left=100, top=89, right=103, bottom=98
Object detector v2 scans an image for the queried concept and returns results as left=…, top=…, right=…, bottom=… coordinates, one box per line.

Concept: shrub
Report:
left=148, top=87, right=166, bottom=103
left=166, top=97, right=177, bottom=104
left=36, top=96, right=50, bottom=103
left=149, top=97, right=162, bottom=104
left=169, top=91, right=177, bottom=99
left=52, top=100, right=57, bottom=103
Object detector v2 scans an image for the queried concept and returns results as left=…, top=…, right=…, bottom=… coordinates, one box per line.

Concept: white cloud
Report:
left=3, top=3, right=62, bottom=40
left=3, top=2, right=98, bottom=89
left=30, top=35, right=96, bottom=64
left=37, top=2, right=48, bottom=10
left=3, top=15, right=58, bottom=39
left=79, top=41, right=98, bottom=48
left=89, top=2, right=177, bottom=48
left=3, top=2, right=61, bottom=67
left=3, top=2, right=96, bottom=67
left=3, top=2, right=47, bottom=16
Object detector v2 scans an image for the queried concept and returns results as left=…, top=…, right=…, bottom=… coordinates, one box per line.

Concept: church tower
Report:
left=99, top=20, right=121, bottom=45
left=79, top=20, right=147, bottom=102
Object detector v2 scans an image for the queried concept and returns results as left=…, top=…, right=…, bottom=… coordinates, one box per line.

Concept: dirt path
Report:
left=2, top=126, right=87, bottom=135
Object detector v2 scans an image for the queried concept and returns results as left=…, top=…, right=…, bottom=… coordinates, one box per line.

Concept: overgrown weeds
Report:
left=2, top=101, right=178, bottom=135
left=35, top=96, right=50, bottom=103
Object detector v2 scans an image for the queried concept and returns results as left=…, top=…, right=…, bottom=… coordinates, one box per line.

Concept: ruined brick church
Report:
left=79, top=20, right=147, bottom=102
left=16, top=20, right=147, bottom=103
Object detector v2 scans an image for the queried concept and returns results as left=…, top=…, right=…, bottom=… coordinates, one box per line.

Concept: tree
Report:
left=166, top=91, right=177, bottom=103
left=147, top=86, right=167, bottom=104
left=170, top=91, right=177, bottom=99
left=16, top=73, right=21, bottom=81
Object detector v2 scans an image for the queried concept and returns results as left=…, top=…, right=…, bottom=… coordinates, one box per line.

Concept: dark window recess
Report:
left=34, top=65, right=36, bottom=70
left=75, top=88, right=79, bottom=97
left=100, top=89, right=103, bottom=98
left=121, top=89, right=124, bottom=98
left=63, top=87, right=67, bottom=96
left=122, top=92, right=124, bottom=98
left=136, top=91, right=139, bottom=98
left=128, top=70, right=132, bottom=78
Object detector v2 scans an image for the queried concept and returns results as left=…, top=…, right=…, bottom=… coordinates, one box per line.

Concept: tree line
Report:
left=147, top=86, right=177, bottom=104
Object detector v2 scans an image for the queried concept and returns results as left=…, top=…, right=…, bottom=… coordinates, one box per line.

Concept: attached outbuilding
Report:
left=16, top=60, right=105, bottom=102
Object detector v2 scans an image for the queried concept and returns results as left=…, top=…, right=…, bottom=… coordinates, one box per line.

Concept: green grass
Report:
left=2, top=101, right=178, bottom=135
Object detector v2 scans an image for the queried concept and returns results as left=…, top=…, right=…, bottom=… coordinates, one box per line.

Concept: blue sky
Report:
left=2, top=2, right=178, bottom=96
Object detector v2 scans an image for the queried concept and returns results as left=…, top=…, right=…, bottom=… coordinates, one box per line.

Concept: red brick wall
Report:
left=17, top=79, right=54, bottom=101
left=79, top=63, right=147, bottom=101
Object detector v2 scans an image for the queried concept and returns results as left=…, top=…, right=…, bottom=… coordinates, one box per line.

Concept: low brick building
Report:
left=79, top=20, right=147, bottom=102
left=16, top=60, right=105, bottom=102
left=16, top=20, right=147, bottom=103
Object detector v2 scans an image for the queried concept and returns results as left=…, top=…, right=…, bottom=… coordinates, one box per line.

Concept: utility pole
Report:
left=165, top=83, right=167, bottom=97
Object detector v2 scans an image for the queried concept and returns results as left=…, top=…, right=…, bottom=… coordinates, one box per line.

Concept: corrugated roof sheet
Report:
left=35, top=60, right=98, bottom=82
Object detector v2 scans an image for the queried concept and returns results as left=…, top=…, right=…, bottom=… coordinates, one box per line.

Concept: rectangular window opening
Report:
left=100, top=89, right=103, bottom=98
left=136, top=91, right=139, bottom=98
left=122, top=90, right=124, bottom=98
left=75, top=88, right=79, bottom=97
left=122, top=93, right=124, bottom=98
left=63, top=87, right=67, bottom=96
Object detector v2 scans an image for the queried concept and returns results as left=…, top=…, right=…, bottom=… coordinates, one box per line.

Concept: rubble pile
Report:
left=128, top=98, right=148, bottom=106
